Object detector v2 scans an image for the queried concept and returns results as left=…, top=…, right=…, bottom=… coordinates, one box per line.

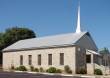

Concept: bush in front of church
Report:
left=46, top=67, right=57, bottom=73
left=56, top=69, right=62, bottom=73
left=34, top=68, right=39, bottom=72
left=64, top=65, right=72, bottom=74
left=76, top=68, right=87, bottom=74
left=94, top=69, right=103, bottom=75
left=10, top=65, right=15, bottom=70
left=39, top=67, right=44, bottom=72
left=46, top=67, right=62, bottom=73
left=15, top=65, right=27, bottom=71
left=30, top=66, right=35, bottom=71
left=29, top=66, right=40, bottom=72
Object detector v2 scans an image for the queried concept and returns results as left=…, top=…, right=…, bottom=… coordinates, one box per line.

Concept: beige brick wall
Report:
left=3, top=46, right=77, bottom=73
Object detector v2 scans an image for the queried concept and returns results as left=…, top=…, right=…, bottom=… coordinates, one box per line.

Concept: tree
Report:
left=0, top=27, right=36, bottom=64
left=0, top=27, right=36, bottom=50
left=0, top=33, right=5, bottom=50
left=99, top=47, right=109, bottom=54
left=99, top=47, right=110, bottom=74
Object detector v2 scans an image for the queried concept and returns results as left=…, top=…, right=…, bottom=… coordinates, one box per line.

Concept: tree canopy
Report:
left=0, top=27, right=36, bottom=50
left=99, top=47, right=110, bottom=54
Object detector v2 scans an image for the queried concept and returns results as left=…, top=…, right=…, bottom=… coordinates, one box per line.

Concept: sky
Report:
left=0, top=0, right=110, bottom=50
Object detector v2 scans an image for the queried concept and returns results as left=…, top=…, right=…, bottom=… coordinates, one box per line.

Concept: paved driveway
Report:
left=0, top=71, right=81, bottom=78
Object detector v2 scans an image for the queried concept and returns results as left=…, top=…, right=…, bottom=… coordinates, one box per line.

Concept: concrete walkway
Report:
left=15, top=71, right=110, bottom=78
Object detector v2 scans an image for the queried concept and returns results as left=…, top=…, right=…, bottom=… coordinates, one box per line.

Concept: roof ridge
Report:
left=19, top=32, right=87, bottom=41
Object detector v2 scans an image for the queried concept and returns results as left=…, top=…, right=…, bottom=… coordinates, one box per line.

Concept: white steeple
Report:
left=76, top=2, right=81, bottom=33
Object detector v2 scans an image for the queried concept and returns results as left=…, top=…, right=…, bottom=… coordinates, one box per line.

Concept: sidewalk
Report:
left=6, top=70, right=110, bottom=78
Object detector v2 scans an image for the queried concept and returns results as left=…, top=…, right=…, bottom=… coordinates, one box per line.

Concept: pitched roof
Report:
left=3, top=32, right=87, bottom=52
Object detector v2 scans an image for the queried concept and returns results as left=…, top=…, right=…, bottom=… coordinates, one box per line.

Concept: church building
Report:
left=2, top=4, right=102, bottom=74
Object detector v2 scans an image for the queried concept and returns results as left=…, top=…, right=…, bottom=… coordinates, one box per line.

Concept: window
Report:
left=28, top=55, right=32, bottom=65
left=48, top=54, right=52, bottom=65
left=86, top=55, right=91, bottom=63
left=38, top=54, right=41, bottom=65
left=20, top=55, right=23, bottom=65
left=60, top=53, right=64, bottom=65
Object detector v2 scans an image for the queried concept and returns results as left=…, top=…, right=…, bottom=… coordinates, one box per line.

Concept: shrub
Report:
left=67, top=70, right=72, bottom=74
left=15, top=67, right=19, bottom=70
left=46, top=67, right=57, bottom=73
left=11, top=65, right=15, bottom=70
left=56, top=69, right=62, bottom=73
left=34, top=68, right=39, bottom=72
left=94, top=69, right=103, bottom=75
left=16, top=66, right=27, bottom=71
left=64, top=65, right=72, bottom=74
left=77, top=68, right=87, bottom=74
left=30, top=66, right=35, bottom=71
left=39, top=67, right=44, bottom=72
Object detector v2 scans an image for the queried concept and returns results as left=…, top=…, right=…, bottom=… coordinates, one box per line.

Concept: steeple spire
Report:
left=76, top=2, right=81, bottom=33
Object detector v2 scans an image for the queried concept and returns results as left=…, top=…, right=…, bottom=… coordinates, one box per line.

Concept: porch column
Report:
left=91, top=54, right=94, bottom=64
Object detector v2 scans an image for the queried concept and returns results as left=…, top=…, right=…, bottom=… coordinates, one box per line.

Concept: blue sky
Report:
left=0, top=0, right=110, bottom=50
